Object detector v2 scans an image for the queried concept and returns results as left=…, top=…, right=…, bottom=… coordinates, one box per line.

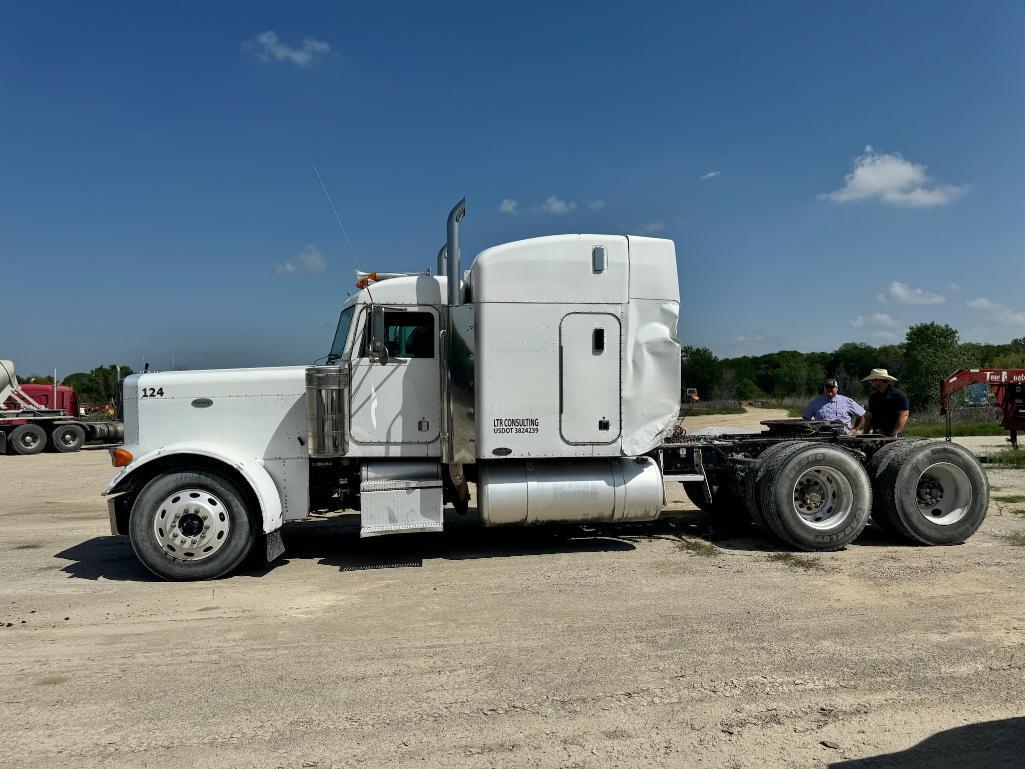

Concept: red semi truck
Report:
left=0, top=360, right=124, bottom=455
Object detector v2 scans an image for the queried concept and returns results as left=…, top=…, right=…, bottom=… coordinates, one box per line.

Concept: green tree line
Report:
left=15, top=364, right=135, bottom=403
left=682, top=324, right=1025, bottom=411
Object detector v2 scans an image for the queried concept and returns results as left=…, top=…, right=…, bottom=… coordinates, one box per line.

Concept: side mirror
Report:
left=369, top=305, right=389, bottom=365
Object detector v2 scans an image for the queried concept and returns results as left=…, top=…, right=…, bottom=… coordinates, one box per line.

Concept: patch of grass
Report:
left=677, top=537, right=720, bottom=557
left=1003, top=532, right=1025, bottom=547
left=993, top=494, right=1025, bottom=504
left=766, top=552, right=825, bottom=571
left=903, top=421, right=1006, bottom=438
left=986, top=449, right=1025, bottom=469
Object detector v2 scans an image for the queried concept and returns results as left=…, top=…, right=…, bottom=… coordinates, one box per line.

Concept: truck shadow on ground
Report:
left=657, top=510, right=913, bottom=552
left=53, top=509, right=914, bottom=581
left=54, top=510, right=644, bottom=581
left=827, top=716, right=1024, bottom=768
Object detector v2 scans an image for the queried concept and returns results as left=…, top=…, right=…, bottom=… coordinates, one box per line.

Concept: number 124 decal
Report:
left=141, top=387, right=165, bottom=398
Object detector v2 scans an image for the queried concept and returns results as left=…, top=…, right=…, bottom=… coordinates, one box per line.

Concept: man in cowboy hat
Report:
left=862, top=368, right=910, bottom=437
left=802, top=377, right=865, bottom=434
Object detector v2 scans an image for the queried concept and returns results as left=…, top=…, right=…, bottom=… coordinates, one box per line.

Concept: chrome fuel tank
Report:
left=477, top=456, right=663, bottom=526
left=306, top=364, right=350, bottom=458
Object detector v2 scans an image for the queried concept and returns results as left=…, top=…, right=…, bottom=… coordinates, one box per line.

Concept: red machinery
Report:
left=940, top=369, right=1025, bottom=449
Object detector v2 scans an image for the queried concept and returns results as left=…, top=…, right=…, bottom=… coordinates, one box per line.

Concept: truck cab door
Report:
left=349, top=306, right=442, bottom=451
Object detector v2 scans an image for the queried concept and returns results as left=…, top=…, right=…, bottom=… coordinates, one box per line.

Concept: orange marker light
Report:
left=111, top=447, right=134, bottom=467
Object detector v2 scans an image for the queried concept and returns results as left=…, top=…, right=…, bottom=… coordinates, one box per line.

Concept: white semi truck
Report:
left=103, top=201, right=989, bottom=580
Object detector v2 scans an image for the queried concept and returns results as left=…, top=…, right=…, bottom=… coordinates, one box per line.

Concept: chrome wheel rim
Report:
left=792, top=466, right=854, bottom=529
left=152, top=488, right=230, bottom=561
left=915, top=462, right=972, bottom=525
left=19, top=431, right=41, bottom=449
left=58, top=428, right=78, bottom=447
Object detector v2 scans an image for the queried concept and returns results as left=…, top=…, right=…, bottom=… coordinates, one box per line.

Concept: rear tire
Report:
left=50, top=423, right=86, bottom=453
left=129, top=469, right=256, bottom=581
left=756, top=443, right=871, bottom=551
left=745, top=441, right=804, bottom=531
left=683, top=481, right=748, bottom=529
left=682, top=481, right=714, bottom=512
left=876, top=441, right=988, bottom=545
left=9, top=423, right=47, bottom=455
left=866, top=439, right=921, bottom=534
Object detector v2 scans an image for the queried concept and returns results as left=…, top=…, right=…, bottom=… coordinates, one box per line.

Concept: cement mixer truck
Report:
left=1, top=360, right=124, bottom=455
left=101, top=200, right=990, bottom=581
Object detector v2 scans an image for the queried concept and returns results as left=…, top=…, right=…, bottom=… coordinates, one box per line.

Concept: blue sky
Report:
left=2, top=1, right=1024, bottom=375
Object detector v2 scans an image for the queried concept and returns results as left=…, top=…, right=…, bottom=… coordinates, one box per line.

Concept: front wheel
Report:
left=9, top=423, right=47, bottom=455
left=129, top=469, right=255, bottom=580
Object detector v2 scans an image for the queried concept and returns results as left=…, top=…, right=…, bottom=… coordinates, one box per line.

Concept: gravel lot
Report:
left=2, top=411, right=1024, bottom=768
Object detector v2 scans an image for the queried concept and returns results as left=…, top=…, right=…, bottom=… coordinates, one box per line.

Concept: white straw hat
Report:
left=862, top=368, right=898, bottom=382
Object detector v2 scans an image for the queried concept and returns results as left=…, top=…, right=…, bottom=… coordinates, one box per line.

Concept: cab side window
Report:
left=386, top=311, right=434, bottom=358
left=355, top=310, right=430, bottom=360
left=357, top=309, right=435, bottom=359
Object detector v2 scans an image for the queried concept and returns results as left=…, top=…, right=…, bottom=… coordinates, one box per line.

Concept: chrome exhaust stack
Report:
left=446, top=198, right=466, bottom=306
left=437, top=244, right=447, bottom=277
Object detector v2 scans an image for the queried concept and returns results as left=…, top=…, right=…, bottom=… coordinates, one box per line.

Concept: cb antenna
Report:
left=314, top=164, right=363, bottom=273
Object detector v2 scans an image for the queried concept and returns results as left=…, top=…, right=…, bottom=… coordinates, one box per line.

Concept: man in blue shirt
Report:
left=802, top=378, right=866, bottom=435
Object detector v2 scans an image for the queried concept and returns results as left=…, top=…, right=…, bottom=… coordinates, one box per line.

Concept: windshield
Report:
left=326, top=306, right=356, bottom=364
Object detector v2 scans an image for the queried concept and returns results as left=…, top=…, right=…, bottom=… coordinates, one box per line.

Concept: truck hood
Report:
left=122, top=365, right=309, bottom=464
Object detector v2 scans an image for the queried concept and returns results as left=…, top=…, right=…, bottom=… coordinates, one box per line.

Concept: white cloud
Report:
left=699, top=170, right=721, bottom=181
left=243, top=31, right=331, bottom=67
left=636, top=221, right=666, bottom=235
left=539, top=195, right=576, bottom=215
left=276, top=245, right=327, bottom=275
left=588, top=199, right=605, bottom=210
left=849, top=313, right=897, bottom=329
left=870, top=330, right=900, bottom=342
left=878, top=280, right=946, bottom=305
left=736, top=334, right=767, bottom=345
left=966, top=297, right=1025, bottom=326
left=498, top=198, right=519, bottom=215
left=819, top=146, right=969, bottom=208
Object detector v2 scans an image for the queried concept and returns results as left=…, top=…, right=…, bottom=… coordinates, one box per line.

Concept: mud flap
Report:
left=265, top=529, right=286, bottom=563
left=107, top=492, right=132, bottom=535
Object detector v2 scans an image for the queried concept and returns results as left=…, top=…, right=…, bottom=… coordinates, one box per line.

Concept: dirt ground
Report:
left=2, top=409, right=1024, bottom=768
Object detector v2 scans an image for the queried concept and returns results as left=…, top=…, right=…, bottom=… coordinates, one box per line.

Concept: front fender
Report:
left=102, top=443, right=284, bottom=534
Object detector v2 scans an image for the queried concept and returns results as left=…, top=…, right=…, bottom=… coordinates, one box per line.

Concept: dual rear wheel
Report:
left=685, top=439, right=989, bottom=551
left=4, top=423, right=86, bottom=454
left=749, top=443, right=872, bottom=551
left=686, top=442, right=873, bottom=550
left=868, top=441, right=987, bottom=545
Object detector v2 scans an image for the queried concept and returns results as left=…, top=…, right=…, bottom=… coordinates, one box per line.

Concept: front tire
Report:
left=129, top=469, right=255, bottom=580
left=9, top=423, right=47, bottom=455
